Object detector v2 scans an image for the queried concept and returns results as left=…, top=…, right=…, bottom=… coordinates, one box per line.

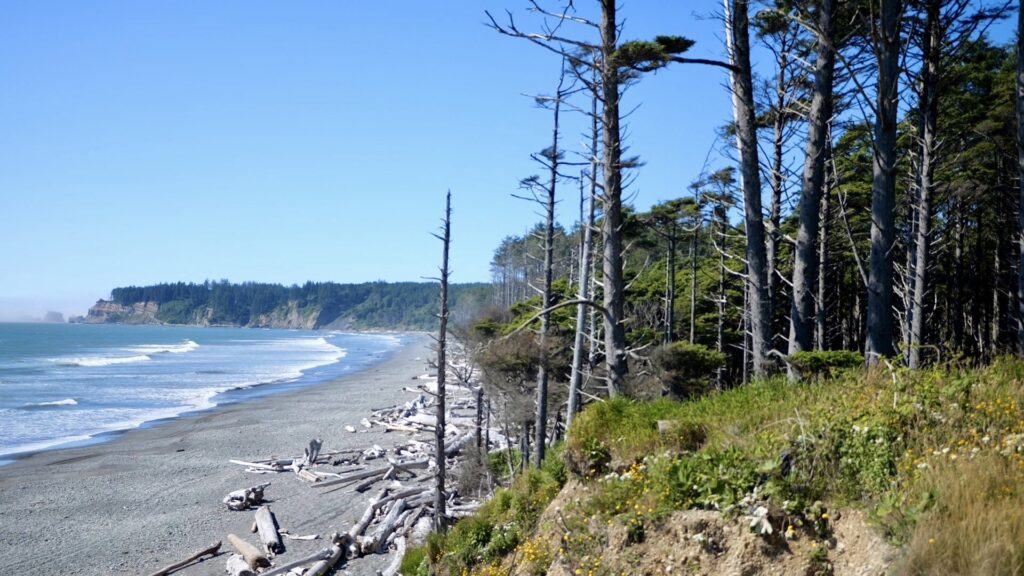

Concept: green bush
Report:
left=789, top=350, right=864, bottom=380
left=651, top=342, right=727, bottom=398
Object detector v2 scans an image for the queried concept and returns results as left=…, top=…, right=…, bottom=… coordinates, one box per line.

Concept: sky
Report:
left=1, top=2, right=1012, bottom=320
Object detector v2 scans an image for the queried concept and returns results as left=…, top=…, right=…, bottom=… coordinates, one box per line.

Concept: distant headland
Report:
left=73, top=280, right=492, bottom=331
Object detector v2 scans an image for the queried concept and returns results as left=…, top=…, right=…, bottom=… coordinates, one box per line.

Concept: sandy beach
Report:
left=0, top=333, right=433, bottom=576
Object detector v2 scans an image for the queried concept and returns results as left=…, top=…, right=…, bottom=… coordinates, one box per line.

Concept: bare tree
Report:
left=516, top=67, right=572, bottom=467
left=433, top=192, right=451, bottom=533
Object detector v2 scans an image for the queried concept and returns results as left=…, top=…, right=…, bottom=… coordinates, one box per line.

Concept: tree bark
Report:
left=1016, top=1, right=1024, bottom=355
left=787, top=0, right=836, bottom=379
left=433, top=192, right=451, bottom=533
left=909, top=0, right=941, bottom=369
left=567, top=103, right=598, bottom=427
left=534, top=74, right=563, bottom=467
left=865, top=0, right=902, bottom=365
left=726, top=0, right=772, bottom=378
left=601, top=0, right=629, bottom=395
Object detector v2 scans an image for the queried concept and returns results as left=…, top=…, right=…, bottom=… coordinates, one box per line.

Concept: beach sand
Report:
left=0, top=333, right=434, bottom=576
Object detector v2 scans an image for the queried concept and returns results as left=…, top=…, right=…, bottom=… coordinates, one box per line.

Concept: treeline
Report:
left=480, top=1, right=1021, bottom=390
left=109, top=280, right=493, bottom=330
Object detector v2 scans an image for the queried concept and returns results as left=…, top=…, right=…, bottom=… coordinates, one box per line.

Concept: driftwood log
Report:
left=257, top=547, right=334, bottom=576
left=227, top=533, right=269, bottom=569
left=223, top=483, right=270, bottom=511
left=305, top=535, right=351, bottom=576
left=254, top=505, right=284, bottom=555
left=225, top=554, right=256, bottom=576
left=302, top=438, right=323, bottom=468
left=378, top=536, right=406, bottom=576
left=145, top=540, right=221, bottom=576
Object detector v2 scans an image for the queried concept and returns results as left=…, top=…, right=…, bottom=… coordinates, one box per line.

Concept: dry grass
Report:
left=897, top=454, right=1024, bottom=576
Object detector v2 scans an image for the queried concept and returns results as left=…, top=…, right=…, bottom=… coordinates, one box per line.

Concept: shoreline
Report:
left=0, top=333, right=434, bottom=576
left=0, top=327, right=406, bottom=466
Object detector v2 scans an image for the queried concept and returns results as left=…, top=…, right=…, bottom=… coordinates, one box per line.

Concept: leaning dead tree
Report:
left=432, top=191, right=452, bottom=532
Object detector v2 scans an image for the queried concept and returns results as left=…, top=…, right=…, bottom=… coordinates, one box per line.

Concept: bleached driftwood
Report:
left=302, top=438, right=323, bottom=468
left=257, top=548, right=333, bottom=576
left=254, top=506, right=284, bottom=555
left=305, top=535, right=350, bottom=576
left=379, top=536, right=406, bottom=576
left=225, top=554, right=256, bottom=576
left=145, top=540, right=221, bottom=576
left=230, top=459, right=286, bottom=472
left=311, top=467, right=389, bottom=490
left=223, top=483, right=270, bottom=511
left=365, top=498, right=406, bottom=554
left=227, top=533, right=269, bottom=569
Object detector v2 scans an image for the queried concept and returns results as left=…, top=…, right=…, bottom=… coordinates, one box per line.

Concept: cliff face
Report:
left=81, top=301, right=161, bottom=324
left=78, top=300, right=330, bottom=329
left=250, top=301, right=322, bottom=330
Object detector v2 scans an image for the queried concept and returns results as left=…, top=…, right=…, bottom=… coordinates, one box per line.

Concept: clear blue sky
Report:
left=1, top=2, right=1010, bottom=320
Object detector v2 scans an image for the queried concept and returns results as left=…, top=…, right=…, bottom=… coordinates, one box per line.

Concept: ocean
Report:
left=0, top=323, right=404, bottom=463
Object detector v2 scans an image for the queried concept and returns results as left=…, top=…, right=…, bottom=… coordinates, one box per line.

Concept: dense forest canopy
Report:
left=107, top=280, right=493, bottom=330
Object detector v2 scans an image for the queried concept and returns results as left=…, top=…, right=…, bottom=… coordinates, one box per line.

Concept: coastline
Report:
left=0, top=333, right=434, bottom=576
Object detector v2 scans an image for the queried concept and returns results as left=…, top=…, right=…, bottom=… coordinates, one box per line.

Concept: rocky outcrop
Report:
left=81, top=301, right=161, bottom=324
left=250, top=301, right=323, bottom=330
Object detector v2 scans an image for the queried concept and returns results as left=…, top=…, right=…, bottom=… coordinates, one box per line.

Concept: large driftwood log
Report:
left=312, top=467, right=388, bottom=490
left=145, top=540, right=221, bottom=576
left=225, top=554, right=256, bottom=576
left=227, top=533, right=269, bottom=569
left=306, top=541, right=347, bottom=576
left=348, top=488, right=389, bottom=539
left=230, top=459, right=285, bottom=472
left=366, top=498, right=406, bottom=554
left=257, top=548, right=333, bottom=576
left=254, top=505, right=284, bottom=555
left=378, top=536, right=406, bottom=576
left=444, top=431, right=476, bottom=457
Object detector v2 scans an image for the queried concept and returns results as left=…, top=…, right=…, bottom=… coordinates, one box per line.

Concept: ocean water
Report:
left=0, top=323, right=404, bottom=463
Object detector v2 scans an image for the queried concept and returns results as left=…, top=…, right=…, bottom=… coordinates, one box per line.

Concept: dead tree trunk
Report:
left=787, top=0, right=836, bottom=379
left=567, top=102, right=598, bottom=427
left=433, top=191, right=451, bottom=533
left=533, top=71, right=565, bottom=468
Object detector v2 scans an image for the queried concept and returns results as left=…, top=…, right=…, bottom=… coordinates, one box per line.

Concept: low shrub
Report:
left=650, top=342, right=727, bottom=399
left=788, top=350, right=864, bottom=380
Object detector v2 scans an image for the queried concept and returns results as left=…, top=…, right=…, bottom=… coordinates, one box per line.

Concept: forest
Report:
left=108, top=280, right=492, bottom=330
left=407, top=1, right=1024, bottom=575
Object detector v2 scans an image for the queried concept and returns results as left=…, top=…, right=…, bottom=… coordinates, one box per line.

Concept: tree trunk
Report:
left=909, top=0, right=940, bottom=369
left=787, top=0, right=836, bottom=380
left=433, top=192, right=451, bottom=533
left=690, top=190, right=701, bottom=344
left=865, top=0, right=901, bottom=365
left=767, top=53, right=788, bottom=348
left=1017, top=1, right=1024, bottom=355
left=534, top=78, right=562, bottom=468
left=726, top=0, right=772, bottom=378
left=666, top=236, right=677, bottom=343
left=601, top=0, right=628, bottom=395
left=816, top=174, right=831, bottom=351
left=568, top=81, right=600, bottom=429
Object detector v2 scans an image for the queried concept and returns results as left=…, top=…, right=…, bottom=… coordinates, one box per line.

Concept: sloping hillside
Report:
left=406, top=359, right=1024, bottom=575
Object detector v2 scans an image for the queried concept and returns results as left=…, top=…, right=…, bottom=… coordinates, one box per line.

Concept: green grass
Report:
left=411, top=357, right=1024, bottom=575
